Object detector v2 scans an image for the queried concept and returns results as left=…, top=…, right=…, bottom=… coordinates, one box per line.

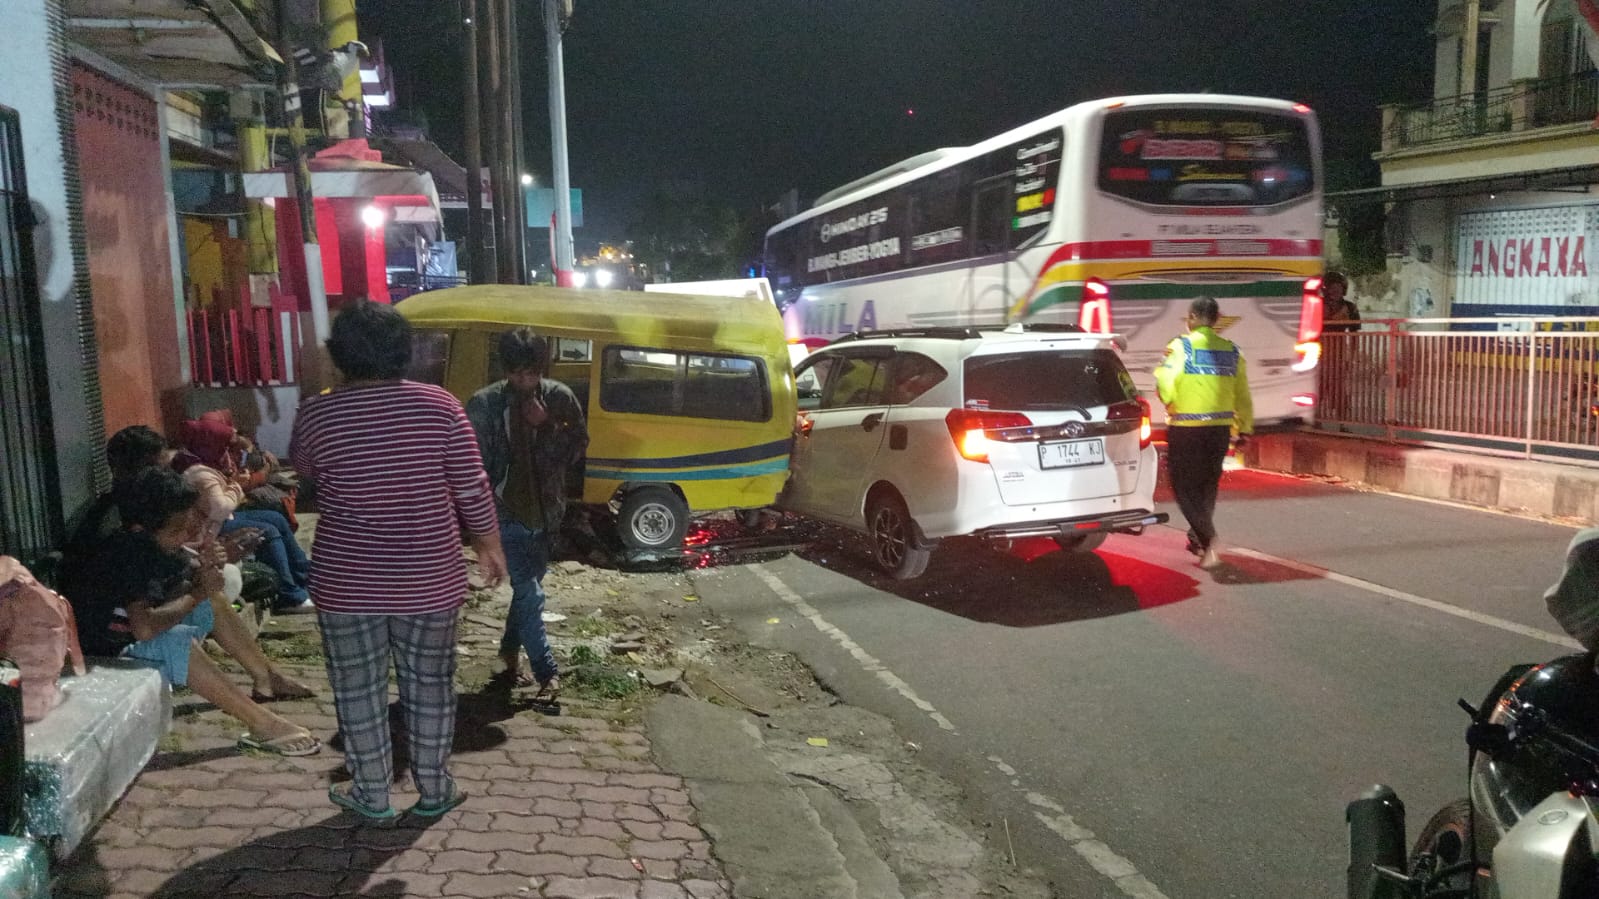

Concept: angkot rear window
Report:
left=1097, top=108, right=1315, bottom=207
left=963, top=350, right=1137, bottom=411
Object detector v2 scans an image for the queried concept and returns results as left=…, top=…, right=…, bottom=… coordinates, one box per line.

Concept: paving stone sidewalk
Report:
left=51, top=613, right=733, bottom=899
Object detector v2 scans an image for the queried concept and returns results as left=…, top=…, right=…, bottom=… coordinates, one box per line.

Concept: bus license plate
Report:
left=1039, top=439, right=1105, bottom=469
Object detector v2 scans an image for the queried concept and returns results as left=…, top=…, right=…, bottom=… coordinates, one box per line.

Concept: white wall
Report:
left=0, top=0, right=101, bottom=518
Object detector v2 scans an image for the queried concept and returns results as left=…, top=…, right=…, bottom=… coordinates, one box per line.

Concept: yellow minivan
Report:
left=397, top=284, right=797, bottom=552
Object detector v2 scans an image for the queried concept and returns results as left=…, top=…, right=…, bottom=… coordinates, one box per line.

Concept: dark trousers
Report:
left=1166, top=425, right=1233, bottom=550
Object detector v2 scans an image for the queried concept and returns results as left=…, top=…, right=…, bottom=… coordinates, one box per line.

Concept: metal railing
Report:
left=187, top=307, right=301, bottom=387
left=1316, top=318, right=1599, bottom=464
left=1384, top=71, right=1599, bottom=149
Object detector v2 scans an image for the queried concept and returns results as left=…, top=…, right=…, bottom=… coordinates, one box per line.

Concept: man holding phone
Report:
left=466, top=329, right=588, bottom=701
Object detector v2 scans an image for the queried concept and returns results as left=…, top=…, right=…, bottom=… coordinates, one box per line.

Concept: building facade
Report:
left=1351, top=0, right=1599, bottom=320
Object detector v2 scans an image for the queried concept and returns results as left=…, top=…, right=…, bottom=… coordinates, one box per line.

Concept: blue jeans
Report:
left=500, top=519, right=558, bottom=683
left=223, top=509, right=310, bottom=604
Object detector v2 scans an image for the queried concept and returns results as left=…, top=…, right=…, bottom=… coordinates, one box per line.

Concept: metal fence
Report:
left=1316, top=318, right=1599, bottom=464
left=1384, top=71, right=1599, bottom=149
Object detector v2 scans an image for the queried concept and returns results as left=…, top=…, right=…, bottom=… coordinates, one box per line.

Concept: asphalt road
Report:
left=685, top=469, right=1584, bottom=899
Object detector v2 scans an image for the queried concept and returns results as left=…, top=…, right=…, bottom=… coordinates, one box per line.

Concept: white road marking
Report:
left=1224, top=545, right=1583, bottom=650
left=752, top=563, right=1171, bottom=899
left=752, top=566, right=955, bottom=731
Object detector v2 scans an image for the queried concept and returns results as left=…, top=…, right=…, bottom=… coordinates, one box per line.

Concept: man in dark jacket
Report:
left=466, top=328, right=588, bottom=699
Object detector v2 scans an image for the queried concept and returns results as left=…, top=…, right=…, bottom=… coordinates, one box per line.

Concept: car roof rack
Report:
left=826, top=323, right=1095, bottom=344
left=828, top=327, right=986, bottom=343
left=980, top=322, right=1087, bottom=334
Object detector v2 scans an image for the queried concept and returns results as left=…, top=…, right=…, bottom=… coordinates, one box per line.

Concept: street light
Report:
left=520, top=173, right=534, bottom=186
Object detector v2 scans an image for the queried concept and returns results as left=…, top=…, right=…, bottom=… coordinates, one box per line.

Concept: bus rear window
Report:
left=964, top=350, right=1136, bottom=411
left=1097, top=108, right=1314, bottom=207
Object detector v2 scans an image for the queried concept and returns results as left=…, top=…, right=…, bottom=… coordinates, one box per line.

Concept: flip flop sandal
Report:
left=407, top=786, right=467, bottom=818
left=329, top=784, right=398, bottom=821
left=533, top=675, right=561, bottom=703
left=237, top=731, right=322, bottom=757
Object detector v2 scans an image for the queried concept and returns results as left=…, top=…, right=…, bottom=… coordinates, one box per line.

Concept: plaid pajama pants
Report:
left=317, top=609, right=460, bottom=810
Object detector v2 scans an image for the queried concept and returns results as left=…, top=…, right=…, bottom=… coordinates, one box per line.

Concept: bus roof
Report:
left=768, top=93, right=1312, bottom=238
left=396, top=284, right=788, bottom=358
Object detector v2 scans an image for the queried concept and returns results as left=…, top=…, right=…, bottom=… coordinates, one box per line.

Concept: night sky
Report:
left=359, top=1, right=1440, bottom=248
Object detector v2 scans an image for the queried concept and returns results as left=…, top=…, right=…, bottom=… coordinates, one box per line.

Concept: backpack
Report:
left=0, top=557, right=87, bottom=722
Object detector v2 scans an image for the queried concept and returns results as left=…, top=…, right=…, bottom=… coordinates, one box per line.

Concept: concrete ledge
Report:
left=1245, top=431, right=1599, bottom=525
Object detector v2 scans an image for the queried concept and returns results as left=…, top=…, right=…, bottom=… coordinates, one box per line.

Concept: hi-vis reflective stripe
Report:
left=1180, top=338, right=1239, bottom=376
left=1171, top=411, right=1234, bottom=422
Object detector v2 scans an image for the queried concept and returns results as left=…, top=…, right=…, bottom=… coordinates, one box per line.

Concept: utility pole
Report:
left=275, top=7, right=332, bottom=384
left=477, top=0, right=504, bottom=282
left=545, top=0, right=576, bottom=286
left=502, top=0, right=527, bottom=283
left=461, top=0, right=488, bottom=284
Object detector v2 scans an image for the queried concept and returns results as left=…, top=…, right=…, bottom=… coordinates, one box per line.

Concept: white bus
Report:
left=764, top=93, right=1328, bottom=427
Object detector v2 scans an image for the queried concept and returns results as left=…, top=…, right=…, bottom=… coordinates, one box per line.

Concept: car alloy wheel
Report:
left=866, top=492, right=930, bottom=579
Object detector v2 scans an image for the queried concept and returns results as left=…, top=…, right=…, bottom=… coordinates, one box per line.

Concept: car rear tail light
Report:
left=1105, top=397, right=1154, bottom=449
left=1292, top=393, right=1317, bottom=407
left=1293, top=277, right=1323, bottom=373
left=946, top=409, right=1031, bottom=463
left=1078, top=278, right=1113, bottom=333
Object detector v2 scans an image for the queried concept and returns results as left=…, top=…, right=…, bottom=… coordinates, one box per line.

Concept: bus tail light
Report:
left=1293, top=277, right=1324, bottom=373
left=1079, top=278, right=1113, bottom=333
left=946, top=410, right=1031, bottom=463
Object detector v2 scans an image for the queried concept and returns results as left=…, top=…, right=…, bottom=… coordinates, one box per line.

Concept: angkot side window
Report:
left=1097, top=108, right=1315, bottom=207
left=406, top=331, right=451, bottom=385
left=600, top=347, right=769, bottom=422
left=963, top=350, right=1136, bottom=411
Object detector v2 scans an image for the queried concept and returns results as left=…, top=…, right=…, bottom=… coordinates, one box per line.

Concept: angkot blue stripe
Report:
left=587, top=457, right=791, bottom=481
left=586, top=438, right=793, bottom=469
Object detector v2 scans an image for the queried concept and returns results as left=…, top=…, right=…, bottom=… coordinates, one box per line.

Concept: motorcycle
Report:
left=1347, top=652, right=1599, bottom=899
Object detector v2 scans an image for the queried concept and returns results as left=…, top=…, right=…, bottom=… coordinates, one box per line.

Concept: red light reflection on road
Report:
left=1003, top=538, right=1201, bottom=609
left=1098, top=551, right=1201, bottom=609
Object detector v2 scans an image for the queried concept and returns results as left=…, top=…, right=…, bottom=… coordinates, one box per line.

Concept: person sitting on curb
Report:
left=63, top=466, right=320, bottom=753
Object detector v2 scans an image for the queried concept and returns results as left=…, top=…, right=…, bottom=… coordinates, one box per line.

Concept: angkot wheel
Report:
left=618, top=487, right=689, bottom=552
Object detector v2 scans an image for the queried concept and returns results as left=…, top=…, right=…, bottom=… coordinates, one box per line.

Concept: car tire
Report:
left=866, top=492, right=930, bottom=580
left=618, top=487, right=689, bottom=552
left=1054, top=532, right=1107, bottom=553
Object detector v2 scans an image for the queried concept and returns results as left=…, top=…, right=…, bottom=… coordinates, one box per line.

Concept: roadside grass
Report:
left=563, top=643, right=640, bottom=701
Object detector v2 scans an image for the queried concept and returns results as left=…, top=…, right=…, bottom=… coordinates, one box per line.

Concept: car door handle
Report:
left=861, top=412, right=884, bottom=432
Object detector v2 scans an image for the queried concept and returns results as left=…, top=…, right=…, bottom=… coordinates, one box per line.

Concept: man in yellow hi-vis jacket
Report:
left=1155, top=296, right=1253, bottom=570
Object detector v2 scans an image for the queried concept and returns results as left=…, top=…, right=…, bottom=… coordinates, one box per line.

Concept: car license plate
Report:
left=1038, top=438, right=1104, bottom=469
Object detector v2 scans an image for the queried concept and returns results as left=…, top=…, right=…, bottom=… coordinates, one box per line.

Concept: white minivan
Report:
left=781, top=324, right=1167, bottom=578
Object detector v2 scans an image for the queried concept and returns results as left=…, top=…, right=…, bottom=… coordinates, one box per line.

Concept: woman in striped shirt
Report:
left=290, top=299, right=508, bottom=820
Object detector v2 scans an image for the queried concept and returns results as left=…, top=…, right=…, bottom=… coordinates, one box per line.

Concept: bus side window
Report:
left=972, top=179, right=1011, bottom=257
